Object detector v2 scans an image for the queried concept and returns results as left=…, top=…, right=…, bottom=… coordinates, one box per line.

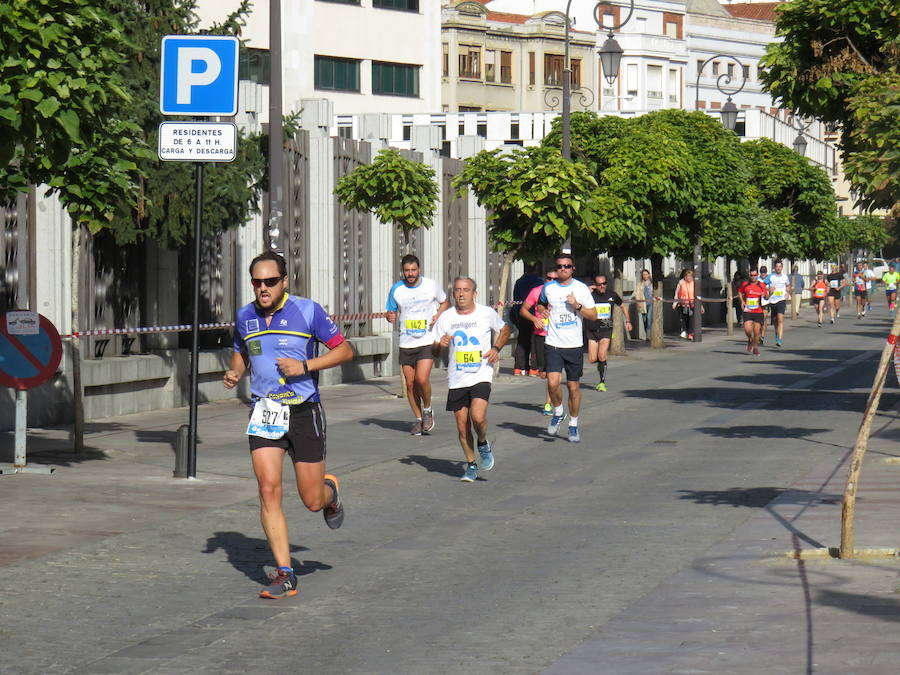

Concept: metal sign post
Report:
left=160, top=34, right=239, bottom=478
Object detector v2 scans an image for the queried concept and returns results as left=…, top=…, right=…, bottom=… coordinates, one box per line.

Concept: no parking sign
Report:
left=0, top=312, right=62, bottom=390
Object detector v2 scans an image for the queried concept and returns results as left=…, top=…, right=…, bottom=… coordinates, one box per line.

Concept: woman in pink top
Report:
left=673, top=268, right=702, bottom=340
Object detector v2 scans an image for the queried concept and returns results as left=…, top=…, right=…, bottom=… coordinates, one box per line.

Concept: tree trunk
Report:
left=650, top=253, right=665, bottom=349
left=691, top=235, right=702, bottom=342
left=610, top=257, right=626, bottom=356
left=71, top=224, right=85, bottom=455
left=726, top=256, right=734, bottom=336
left=497, top=250, right=516, bottom=310
left=839, top=311, right=900, bottom=558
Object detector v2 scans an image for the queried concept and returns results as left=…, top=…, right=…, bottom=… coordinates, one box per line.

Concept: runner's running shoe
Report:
left=568, top=426, right=581, bottom=443
left=596, top=382, right=607, bottom=392
left=460, top=462, right=478, bottom=482
left=775, top=337, right=782, bottom=347
left=259, top=568, right=298, bottom=599
left=323, top=474, right=344, bottom=530
left=410, top=419, right=423, bottom=436
left=422, top=409, right=435, bottom=433
left=476, top=440, right=494, bottom=471
left=543, top=403, right=553, bottom=416
left=547, top=412, right=566, bottom=436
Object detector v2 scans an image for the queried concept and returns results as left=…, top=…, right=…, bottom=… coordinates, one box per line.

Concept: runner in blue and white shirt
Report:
left=223, top=251, right=353, bottom=599
left=766, top=260, right=791, bottom=347
left=537, top=254, right=596, bottom=443
left=385, top=254, right=449, bottom=436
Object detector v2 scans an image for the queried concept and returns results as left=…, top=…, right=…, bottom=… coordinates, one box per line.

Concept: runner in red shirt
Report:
left=739, top=269, right=769, bottom=355
left=809, top=272, right=829, bottom=327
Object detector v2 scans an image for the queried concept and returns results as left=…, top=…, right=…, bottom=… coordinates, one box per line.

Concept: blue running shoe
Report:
left=568, top=426, right=581, bottom=443
left=775, top=337, right=782, bottom=347
left=460, top=462, right=478, bottom=482
left=476, top=440, right=494, bottom=471
left=547, top=412, right=566, bottom=436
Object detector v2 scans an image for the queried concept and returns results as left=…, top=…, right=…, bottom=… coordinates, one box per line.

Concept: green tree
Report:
left=452, top=145, right=600, bottom=302
left=334, top=148, right=440, bottom=251
left=760, top=0, right=900, bottom=213
left=0, top=0, right=149, bottom=230
left=844, top=214, right=889, bottom=254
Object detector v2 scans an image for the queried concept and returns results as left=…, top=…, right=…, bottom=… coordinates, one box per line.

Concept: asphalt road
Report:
left=1, top=307, right=896, bottom=674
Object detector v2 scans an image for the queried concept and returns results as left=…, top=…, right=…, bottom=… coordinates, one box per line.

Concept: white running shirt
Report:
left=767, top=273, right=790, bottom=303
left=386, top=277, right=447, bottom=349
left=434, top=304, right=505, bottom=389
left=539, top=279, right=595, bottom=349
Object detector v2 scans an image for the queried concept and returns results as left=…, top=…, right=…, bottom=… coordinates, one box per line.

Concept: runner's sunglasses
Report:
left=251, top=276, right=283, bottom=288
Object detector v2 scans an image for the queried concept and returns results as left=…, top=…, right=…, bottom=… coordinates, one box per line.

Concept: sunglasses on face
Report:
left=556, top=264, right=574, bottom=270
left=251, top=276, right=283, bottom=288
left=596, top=281, right=607, bottom=285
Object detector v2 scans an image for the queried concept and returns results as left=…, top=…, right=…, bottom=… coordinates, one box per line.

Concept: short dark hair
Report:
left=249, top=250, right=287, bottom=278
left=555, top=253, right=574, bottom=264
left=401, top=254, right=420, bottom=268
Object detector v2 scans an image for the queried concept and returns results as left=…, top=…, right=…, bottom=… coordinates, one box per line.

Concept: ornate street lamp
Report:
left=789, top=114, right=813, bottom=156
left=694, top=54, right=747, bottom=132
left=545, top=0, right=634, bottom=253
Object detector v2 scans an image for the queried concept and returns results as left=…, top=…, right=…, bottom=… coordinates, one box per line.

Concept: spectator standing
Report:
left=673, top=269, right=701, bottom=340
left=511, top=263, right=545, bottom=376
left=636, top=269, right=653, bottom=340
left=790, top=265, right=805, bottom=319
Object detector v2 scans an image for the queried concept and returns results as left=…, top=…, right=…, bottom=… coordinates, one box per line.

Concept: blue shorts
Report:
left=544, top=345, right=584, bottom=381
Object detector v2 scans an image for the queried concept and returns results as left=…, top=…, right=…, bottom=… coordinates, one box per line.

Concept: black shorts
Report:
left=812, top=297, right=825, bottom=305
left=854, top=289, right=868, bottom=298
left=446, top=382, right=491, bottom=412
left=545, top=345, right=584, bottom=381
left=743, top=312, right=765, bottom=324
left=399, top=344, right=434, bottom=368
left=828, top=289, right=841, bottom=299
left=769, top=300, right=786, bottom=315
left=248, top=400, right=326, bottom=463
left=586, top=325, right=613, bottom=342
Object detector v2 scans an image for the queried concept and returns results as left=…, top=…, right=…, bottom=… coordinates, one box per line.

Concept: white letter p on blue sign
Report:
left=160, top=35, right=239, bottom=116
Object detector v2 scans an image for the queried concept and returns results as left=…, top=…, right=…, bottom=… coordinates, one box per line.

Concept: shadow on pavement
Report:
left=398, top=454, right=461, bottom=477
left=203, top=531, right=330, bottom=584
left=496, top=420, right=556, bottom=441
left=135, top=429, right=177, bottom=450
left=695, top=425, right=846, bottom=449
left=677, top=487, right=841, bottom=509
left=0, top=443, right=109, bottom=466
left=358, top=417, right=414, bottom=433
left=495, top=400, right=546, bottom=413
left=816, top=589, right=900, bottom=621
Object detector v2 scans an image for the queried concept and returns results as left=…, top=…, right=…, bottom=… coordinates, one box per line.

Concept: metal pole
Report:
left=187, top=162, right=203, bottom=479
left=268, top=0, right=284, bottom=253
left=14, top=389, right=26, bottom=467
left=692, top=236, right=703, bottom=342
left=560, top=0, right=573, bottom=254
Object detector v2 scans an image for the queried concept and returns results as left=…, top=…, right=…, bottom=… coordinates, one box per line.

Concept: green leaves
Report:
left=335, top=148, right=439, bottom=239
left=453, top=146, right=599, bottom=260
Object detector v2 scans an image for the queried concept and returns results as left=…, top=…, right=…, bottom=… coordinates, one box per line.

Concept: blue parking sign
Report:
left=160, top=35, right=239, bottom=116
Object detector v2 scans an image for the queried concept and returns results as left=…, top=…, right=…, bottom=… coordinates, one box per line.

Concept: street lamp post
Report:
left=268, top=0, right=284, bottom=253
left=547, top=0, right=634, bottom=253
left=789, top=114, right=813, bottom=156
left=691, top=54, right=748, bottom=342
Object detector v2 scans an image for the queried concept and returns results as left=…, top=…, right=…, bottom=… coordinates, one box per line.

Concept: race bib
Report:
left=554, top=312, right=576, bottom=328
left=246, top=398, right=291, bottom=440
left=746, top=297, right=760, bottom=310
left=772, top=289, right=784, bottom=299
left=404, top=318, right=427, bottom=336
left=888, top=284, right=897, bottom=291
left=829, top=280, right=839, bottom=288
left=815, top=287, right=826, bottom=298
left=455, top=349, right=482, bottom=371
left=596, top=303, right=612, bottom=320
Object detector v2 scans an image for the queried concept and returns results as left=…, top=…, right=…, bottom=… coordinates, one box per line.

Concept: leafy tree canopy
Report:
left=760, top=0, right=900, bottom=213
left=0, top=0, right=149, bottom=229
left=452, top=145, right=599, bottom=260
left=335, top=148, right=439, bottom=240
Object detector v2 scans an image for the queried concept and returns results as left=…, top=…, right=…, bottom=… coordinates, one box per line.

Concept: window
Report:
left=314, top=55, right=360, bottom=92
left=696, top=59, right=705, bottom=77
left=571, top=58, right=581, bottom=88
left=372, top=61, right=420, bottom=97
left=662, top=12, right=682, bottom=40
left=239, top=48, right=271, bottom=84
left=510, top=121, right=519, bottom=139
left=442, top=44, right=449, bottom=77
left=668, top=68, right=679, bottom=104
left=459, top=45, right=480, bottom=79
left=500, top=51, right=512, bottom=84
left=726, top=62, right=734, bottom=78
left=485, top=49, right=496, bottom=83
left=337, top=126, right=353, bottom=139
left=373, top=0, right=418, bottom=10
left=742, top=64, right=751, bottom=80
left=596, top=3, right=621, bottom=31
left=528, top=52, right=535, bottom=85
left=712, top=61, right=720, bottom=76
left=544, top=54, right=564, bottom=86
left=647, top=65, right=662, bottom=99
left=626, top=63, right=638, bottom=97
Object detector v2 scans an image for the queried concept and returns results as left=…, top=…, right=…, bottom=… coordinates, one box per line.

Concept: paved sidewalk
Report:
left=545, top=402, right=900, bottom=675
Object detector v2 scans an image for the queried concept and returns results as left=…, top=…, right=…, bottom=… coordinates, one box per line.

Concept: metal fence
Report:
left=333, top=136, right=372, bottom=338
left=1, top=193, right=31, bottom=314
left=442, top=158, right=469, bottom=288
left=284, top=130, right=310, bottom=298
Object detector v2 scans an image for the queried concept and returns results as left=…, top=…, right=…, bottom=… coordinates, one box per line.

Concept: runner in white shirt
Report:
left=385, top=254, right=449, bottom=436
left=536, top=254, right=596, bottom=443
left=433, top=277, right=510, bottom=482
left=766, top=261, right=791, bottom=347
